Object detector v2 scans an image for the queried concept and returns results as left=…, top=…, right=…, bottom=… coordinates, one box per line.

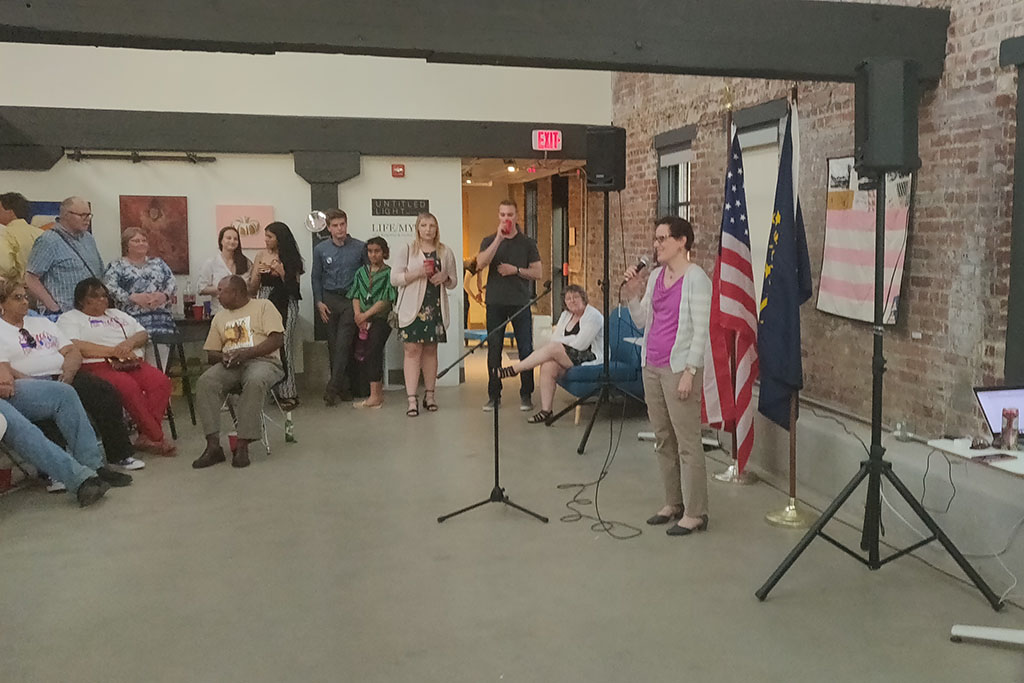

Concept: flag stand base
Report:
left=765, top=497, right=815, bottom=529
left=713, top=464, right=759, bottom=485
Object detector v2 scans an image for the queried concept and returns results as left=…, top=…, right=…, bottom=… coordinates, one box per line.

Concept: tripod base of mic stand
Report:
left=546, top=381, right=644, bottom=455
left=437, top=485, right=549, bottom=524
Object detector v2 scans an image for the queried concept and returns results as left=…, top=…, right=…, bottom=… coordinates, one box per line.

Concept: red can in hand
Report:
left=1002, top=407, right=1019, bottom=450
left=423, top=258, right=435, bottom=277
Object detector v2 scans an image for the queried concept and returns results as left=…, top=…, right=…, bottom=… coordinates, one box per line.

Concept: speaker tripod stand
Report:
left=545, top=190, right=644, bottom=454
left=755, top=172, right=1001, bottom=611
left=436, top=282, right=551, bottom=524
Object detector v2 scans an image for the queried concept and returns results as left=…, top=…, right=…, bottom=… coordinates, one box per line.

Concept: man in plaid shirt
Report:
left=26, top=196, right=104, bottom=315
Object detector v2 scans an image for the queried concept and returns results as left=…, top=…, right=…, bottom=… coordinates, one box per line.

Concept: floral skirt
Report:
left=400, top=284, right=447, bottom=344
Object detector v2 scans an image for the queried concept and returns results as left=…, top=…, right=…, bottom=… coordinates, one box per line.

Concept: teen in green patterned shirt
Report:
left=349, top=236, right=398, bottom=409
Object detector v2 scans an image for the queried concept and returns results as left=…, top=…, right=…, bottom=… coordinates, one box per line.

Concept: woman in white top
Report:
left=623, top=215, right=712, bottom=537
left=390, top=212, right=458, bottom=417
left=58, top=277, right=175, bottom=455
left=0, top=279, right=139, bottom=476
left=197, top=226, right=252, bottom=314
left=496, top=285, right=603, bottom=424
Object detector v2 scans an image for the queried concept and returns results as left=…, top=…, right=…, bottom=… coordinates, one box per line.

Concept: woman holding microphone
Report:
left=623, top=216, right=712, bottom=537
left=391, top=212, right=458, bottom=417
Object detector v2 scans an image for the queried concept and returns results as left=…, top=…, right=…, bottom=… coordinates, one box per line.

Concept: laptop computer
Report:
left=973, top=385, right=1024, bottom=438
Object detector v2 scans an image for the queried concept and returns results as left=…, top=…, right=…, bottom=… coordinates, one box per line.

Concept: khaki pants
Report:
left=196, top=359, right=284, bottom=441
left=642, top=365, right=708, bottom=516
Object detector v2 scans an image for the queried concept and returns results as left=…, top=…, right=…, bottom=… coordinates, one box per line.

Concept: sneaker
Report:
left=46, top=479, right=67, bottom=493
left=520, top=396, right=534, bottom=412
left=482, top=399, right=500, bottom=412
left=114, top=457, right=146, bottom=471
left=96, top=466, right=133, bottom=487
left=76, top=477, right=109, bottom=507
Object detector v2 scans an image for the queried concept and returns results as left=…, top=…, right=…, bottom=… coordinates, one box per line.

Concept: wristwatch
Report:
left=684, top=366, right=697, bottom=376
left=516, top=267, right=521, bottom=276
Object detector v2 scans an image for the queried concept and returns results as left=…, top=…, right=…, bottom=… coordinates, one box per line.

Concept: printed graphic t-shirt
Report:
left=57, top=308, right=147, bottom=364
left=0, top=316, right=72, bottom=377
left=204, top=298, right=285, bottom=364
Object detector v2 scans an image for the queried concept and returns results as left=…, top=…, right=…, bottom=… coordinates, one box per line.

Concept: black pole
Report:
left=603, top=191, right=611, bottom=380
left=1005, top=62, right=1024, bottom=383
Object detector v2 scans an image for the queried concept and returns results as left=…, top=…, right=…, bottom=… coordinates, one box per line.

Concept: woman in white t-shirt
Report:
left=0, top=279, right=140, bottom=472
left=197, top=226, right=253, bottom=314
left=58, top=278, right=175, bottom=456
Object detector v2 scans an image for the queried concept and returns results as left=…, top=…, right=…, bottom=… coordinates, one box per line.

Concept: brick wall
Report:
left=592, top=0, right=1024, bottom=438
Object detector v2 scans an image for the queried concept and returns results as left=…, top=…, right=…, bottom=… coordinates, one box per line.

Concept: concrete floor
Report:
left=1, top=355, right=1023, bottom=683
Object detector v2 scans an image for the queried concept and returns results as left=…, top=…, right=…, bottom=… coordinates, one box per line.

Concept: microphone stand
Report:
left=436, top=281, right=551, bottom=524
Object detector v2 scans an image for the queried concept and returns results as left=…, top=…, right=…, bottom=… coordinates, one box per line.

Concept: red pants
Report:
left=80, top=360, right=172, bottom=443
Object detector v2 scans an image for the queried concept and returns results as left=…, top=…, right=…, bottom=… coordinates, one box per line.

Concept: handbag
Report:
left=110, top=357, right=142, bottom=372
left=108, top=315, right=142, bottom=371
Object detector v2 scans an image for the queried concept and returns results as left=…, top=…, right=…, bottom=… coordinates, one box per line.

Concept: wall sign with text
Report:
left=370, top=198, right=430, bottom=235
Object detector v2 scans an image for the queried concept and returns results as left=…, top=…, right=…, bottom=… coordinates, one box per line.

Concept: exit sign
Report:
left=532, top=129, right=562, bottom=152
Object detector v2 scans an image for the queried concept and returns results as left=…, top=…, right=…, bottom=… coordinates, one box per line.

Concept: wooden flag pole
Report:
left=712, top=93, right=757, bottom=486
left=764, top=370, right=814, bottom=528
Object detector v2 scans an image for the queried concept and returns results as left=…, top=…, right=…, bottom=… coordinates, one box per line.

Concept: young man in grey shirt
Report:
left=311, top=209, right=368, bottom=405
left=476, top=199, right=542, bottom=411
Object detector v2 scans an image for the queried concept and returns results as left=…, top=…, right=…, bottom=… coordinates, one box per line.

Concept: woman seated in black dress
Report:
left=496, top=285, right=603, bottom=423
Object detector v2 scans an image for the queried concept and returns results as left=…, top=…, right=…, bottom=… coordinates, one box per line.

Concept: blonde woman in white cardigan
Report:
left=390, top=213, right=458, bottom=417
left=496, top=285, right=603, bottom=424
left=623, top=216, right=712, bottom=537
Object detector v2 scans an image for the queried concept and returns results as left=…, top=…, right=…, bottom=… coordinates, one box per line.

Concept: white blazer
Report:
left=627, top=263, right=711, bottom=373
left=390, top=242, right=459, bottom=329
left=551, top=304, right=604, bottom=365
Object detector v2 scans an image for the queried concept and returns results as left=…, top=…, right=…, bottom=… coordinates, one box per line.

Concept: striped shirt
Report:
left=349, top=265, right=398, bottom=319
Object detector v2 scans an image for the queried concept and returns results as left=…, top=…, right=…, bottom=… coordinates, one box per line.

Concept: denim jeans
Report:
left=1, top=379, right=103, bottom=495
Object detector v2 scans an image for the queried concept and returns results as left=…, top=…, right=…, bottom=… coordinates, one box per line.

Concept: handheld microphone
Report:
left=623, top=257, right=648, bottom=283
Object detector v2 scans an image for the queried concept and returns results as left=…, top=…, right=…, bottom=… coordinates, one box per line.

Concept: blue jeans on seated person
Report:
left=0, top=379, right=103, bottom=495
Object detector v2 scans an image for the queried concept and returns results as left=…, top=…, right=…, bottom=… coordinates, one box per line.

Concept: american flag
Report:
left=702, top=129, right=759, bottom=473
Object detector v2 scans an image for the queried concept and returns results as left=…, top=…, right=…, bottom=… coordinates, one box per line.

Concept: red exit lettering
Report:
left=532, top=129, right=563, bottom=152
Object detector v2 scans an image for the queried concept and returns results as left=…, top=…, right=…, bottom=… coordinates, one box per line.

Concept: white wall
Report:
left=0, top=154, right=465, bottom=383
left=0, top=153, right=313, bottom=365
left=0, top=43, right=611, bottom=125
left=338, top=157, right=464, bottom=387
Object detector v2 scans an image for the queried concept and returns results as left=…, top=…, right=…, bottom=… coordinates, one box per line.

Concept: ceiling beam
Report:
left=0, top=0, right=949, bottom=82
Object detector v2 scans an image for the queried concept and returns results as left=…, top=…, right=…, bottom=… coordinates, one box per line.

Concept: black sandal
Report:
left=496, top=366, right=518, bottom=379
left=423, top=390, right=439, bottom=412
left=527, top=410, right=552, bottom=424
left=406, top=395, right=419, bottom=417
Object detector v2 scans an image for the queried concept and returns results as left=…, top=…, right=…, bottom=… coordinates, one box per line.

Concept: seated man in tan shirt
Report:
left=193, top=275, right=285, bottom=469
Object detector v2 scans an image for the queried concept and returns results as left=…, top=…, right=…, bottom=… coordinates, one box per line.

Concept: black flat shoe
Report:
left=646, top=507, right=684, bottom=525
left=666, top=514, right=709, bottom=536
left=96, top=466, right=133, bottom=487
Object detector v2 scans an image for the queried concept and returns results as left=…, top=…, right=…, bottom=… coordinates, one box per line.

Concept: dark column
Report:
left=1000, top=38, right=1024, bottom=383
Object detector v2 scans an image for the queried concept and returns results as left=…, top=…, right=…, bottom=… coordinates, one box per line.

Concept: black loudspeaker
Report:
left=854, top=60, right=922, bottom=174
left=586, top=126, right=626, bottom=191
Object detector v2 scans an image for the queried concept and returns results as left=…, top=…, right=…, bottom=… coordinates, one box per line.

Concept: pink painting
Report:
left=215, top=205, right=275, bottom=250
left=119, top=195, right=189, bottom=274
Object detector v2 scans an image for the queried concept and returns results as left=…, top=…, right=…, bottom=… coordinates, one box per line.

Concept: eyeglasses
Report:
left=67, top=211, right=93, bottom=218
left=18, top=328, right=36, bottom=349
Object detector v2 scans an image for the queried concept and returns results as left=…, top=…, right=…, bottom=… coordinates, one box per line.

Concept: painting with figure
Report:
left=215, top=205, right=275, bottom=250
left=119, top=195, right=189, bottom=274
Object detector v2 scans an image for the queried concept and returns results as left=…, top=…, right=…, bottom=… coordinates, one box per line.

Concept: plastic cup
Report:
left=424, top=259, right=435, bottom=277
left=0, top=468, right=11, bottom=492
left=192, top=305, right=204, bottom=321
left=228, top=431, right=238, bottom=452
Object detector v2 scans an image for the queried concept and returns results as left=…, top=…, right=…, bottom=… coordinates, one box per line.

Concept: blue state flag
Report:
left=757, top=108, right=813, bottom=430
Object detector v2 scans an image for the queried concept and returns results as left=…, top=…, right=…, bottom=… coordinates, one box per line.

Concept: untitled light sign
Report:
left=532, top=129, right=562, bottom=152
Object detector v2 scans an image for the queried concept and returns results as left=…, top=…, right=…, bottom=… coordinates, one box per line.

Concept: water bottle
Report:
left=354, top=324, right=369, bottom=362
left=284, top=413, right=296, bottom=443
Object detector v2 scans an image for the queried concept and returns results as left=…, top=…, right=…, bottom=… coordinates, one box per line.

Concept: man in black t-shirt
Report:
left=476, top=199, right=542, bottom=411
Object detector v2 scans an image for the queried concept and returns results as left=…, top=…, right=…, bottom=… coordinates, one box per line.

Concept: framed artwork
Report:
left=29, top=201, right=61, bottom=230
left=215, top=205, right=275, bottom=250
left=119, top=195, right=190, bottom=274
left=816, top=157, right=913, bottom=325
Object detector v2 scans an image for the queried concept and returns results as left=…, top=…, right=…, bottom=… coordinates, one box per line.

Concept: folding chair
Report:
left=223, top=378, right=296, bottom=457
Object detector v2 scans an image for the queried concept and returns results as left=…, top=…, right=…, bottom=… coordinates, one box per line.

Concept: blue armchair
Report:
left=553, top=305, right=645, bottom=416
